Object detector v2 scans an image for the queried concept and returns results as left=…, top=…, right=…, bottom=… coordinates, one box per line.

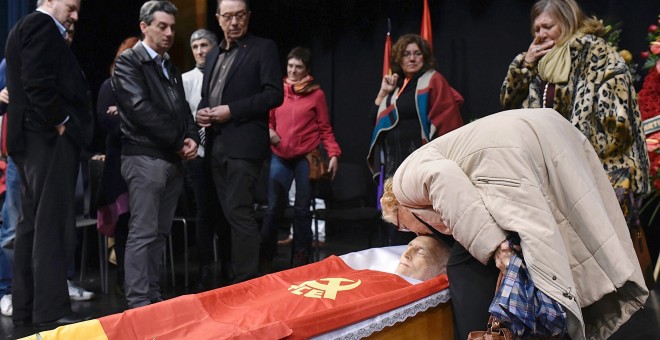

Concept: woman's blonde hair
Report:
left=380, top=178, right=399, bottom=225
left=530, top=0, right=604, bottom=46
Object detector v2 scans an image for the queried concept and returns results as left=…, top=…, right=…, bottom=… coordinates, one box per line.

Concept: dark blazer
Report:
left=198, top=33, right=283, bottom=160
left=112, top=41, right=199, bottom=163
left=5, top=11, right=93, bottom=155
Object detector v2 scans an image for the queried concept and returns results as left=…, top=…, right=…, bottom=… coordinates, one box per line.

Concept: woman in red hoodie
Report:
left=260, top=47, right=341, bottom=267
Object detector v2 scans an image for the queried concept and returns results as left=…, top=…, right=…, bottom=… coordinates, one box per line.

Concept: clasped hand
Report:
left=196, top=105, right=231, bottom=127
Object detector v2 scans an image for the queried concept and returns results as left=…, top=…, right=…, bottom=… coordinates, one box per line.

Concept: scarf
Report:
left=538, top=33, right=583, bottom=84
left=285, top=75, right=320, bottom=95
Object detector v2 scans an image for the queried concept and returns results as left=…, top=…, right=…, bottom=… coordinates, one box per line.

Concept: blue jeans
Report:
left=0, top=157, right=19, bottom=295
left=260, top=154, right=312, bottom=261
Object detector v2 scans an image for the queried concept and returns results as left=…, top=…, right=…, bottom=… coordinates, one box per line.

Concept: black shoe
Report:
left=258, top=257, right=273, bottom=275
left=221, top=261, right=236, bottom=282
left=195, top=265, right=213, bottom=291
left=291, top=249, right=310, bottom=268
left=35, top=312, right=91, bottom=327
left=13, top=317, right=32, bottom=327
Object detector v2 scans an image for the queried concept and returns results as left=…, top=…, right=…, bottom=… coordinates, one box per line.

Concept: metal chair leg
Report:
left=97, top=232, right=107, bottom=294
left=182, top=218, right=189, bottom=287
left=79, top=227, right=88, bottom=282
left=168, top=234, right=175, bottom=287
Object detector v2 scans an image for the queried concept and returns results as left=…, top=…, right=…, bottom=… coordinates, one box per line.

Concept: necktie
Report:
left=199, top=127, right=206, bottom=148
left=154, top=55, right=169, bottom=79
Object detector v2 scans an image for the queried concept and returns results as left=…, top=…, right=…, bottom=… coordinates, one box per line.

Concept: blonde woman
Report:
left=381, top=108, right=647, bottom=339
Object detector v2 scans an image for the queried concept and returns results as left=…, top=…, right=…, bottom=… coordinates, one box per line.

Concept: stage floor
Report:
left=1, top=223, right=658, bottom=339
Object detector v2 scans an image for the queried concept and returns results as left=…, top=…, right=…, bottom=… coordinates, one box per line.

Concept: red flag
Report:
left=420, top=0, right=433, bottom=53
left=382, top=33, right=392, bottom=77
left=382, top=19, right=392, bottom=77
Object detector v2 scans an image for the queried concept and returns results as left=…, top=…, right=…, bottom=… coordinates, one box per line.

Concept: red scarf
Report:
left=285, top=75, right=319, bottom=95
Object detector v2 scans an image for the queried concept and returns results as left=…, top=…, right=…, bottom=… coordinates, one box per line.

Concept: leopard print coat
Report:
left=501, top=34, right=650, bottom=196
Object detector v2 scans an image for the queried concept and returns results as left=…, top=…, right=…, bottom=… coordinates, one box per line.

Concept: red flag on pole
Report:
left=382, top=18, right=392, bottom=77
left=420, top=0, right=433, bottom=54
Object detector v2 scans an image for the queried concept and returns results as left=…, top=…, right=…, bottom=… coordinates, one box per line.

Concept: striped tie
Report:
left=199, top=127, right=206, bottom=147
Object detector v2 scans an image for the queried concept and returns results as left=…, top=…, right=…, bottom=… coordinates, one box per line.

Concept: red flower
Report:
left=652, top=42, right=660, bottom=55
left=639, top=69, right=660, bottom=120
left=651, top=24, right=659, bottom=32
left=641, top=51, right=650, bottom=59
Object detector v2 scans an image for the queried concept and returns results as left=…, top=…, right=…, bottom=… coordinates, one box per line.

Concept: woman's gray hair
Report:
left=190, top=29, right=218, bottom=47
left=139, top=1, right=178, bottom=25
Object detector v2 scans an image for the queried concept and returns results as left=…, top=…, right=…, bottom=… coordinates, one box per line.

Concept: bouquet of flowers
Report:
left=639, top=15, right=660, bottom=223
left=603, top=21, right=640, bottom=83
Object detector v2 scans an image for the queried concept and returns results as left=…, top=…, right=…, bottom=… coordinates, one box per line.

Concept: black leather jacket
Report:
left=112, top=41, right=198, bottom=163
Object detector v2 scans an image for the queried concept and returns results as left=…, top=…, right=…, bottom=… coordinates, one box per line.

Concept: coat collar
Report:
left=133, top=41, right=170, bottom=64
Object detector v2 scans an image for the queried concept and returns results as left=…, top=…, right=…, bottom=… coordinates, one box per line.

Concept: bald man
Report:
left=395, top=235, right=450, bottom=281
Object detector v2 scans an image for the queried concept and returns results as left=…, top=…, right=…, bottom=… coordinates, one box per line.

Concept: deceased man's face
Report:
left=395, top=236, right=448, bottom=281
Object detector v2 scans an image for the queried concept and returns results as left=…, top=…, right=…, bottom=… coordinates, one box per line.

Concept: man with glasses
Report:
left=196, top=0, right=283, bottom=283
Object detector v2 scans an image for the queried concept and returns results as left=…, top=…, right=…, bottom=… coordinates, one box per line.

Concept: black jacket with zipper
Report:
left=112, top=41, right=198, bottom=163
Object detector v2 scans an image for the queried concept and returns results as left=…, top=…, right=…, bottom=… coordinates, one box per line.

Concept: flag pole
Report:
left=377, top=18, right=392, bottom=210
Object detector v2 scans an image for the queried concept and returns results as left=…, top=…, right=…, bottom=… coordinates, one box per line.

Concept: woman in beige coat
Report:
left=381, top=108, right=647, bottom=340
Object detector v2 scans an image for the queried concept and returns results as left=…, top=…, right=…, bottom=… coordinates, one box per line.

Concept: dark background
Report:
left=2, top=0, right=659, bottom=162
left=1, top=0, right=659, bottom=274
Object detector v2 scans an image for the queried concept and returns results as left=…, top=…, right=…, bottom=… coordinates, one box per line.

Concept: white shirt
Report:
left=182, top=67, right=205, bottom=157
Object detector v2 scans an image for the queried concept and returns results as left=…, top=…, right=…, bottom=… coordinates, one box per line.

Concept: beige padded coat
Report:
left=392, top=108, right=648, bottom=340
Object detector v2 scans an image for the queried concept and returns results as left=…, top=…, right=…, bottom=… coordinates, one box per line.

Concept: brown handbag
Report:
left=306, top=148, right=330, bottom=181
left=467, top=315, right=514, bottom=340
left=467, top=273, right=515, bottom=340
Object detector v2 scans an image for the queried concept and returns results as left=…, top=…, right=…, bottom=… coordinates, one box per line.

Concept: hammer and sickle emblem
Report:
left=289, top=278, right=362, bottom=300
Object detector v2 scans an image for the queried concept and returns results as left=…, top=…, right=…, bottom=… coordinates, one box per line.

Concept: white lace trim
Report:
left=312, top=289, right=451, bottom=339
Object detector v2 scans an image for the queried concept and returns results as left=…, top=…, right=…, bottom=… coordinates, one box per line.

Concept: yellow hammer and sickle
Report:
left=304, top=278, right=362, bottom=300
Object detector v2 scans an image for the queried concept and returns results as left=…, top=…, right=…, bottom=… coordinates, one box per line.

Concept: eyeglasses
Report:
left=396, top=208, right=413, bottom=232
left=220, top=11, right=248, bottom=22
left=402, top=51, right=423, bottom=59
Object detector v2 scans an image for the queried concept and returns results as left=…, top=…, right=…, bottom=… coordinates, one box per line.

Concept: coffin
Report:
left=20, top=246, right=453, bottom=339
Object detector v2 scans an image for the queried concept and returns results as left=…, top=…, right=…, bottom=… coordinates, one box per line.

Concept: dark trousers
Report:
left=211, top=139, right=261, bottom=283
left=12, top=131, right=78, bottom=323
left=260, top=154, right=313, bottom=261
left=183, top=156, right=231, bottom=267
left=446, top=242, right=500, bottom=340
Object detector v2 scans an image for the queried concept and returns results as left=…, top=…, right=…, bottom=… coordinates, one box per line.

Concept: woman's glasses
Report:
left=396, top=208, right=413, bottom=232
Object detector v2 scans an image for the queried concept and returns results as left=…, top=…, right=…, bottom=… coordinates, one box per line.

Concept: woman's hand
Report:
left=106, top=105, right=118, bottom=115
left=269, top=128, right=280, bottom=145
left=0, top=87, right=9, bottom=104
left=494, top=240, right=522, bottom=272
left=375, top=74, right=399, bottom=106
left=494, top=240, right=512, bottom=273
left=523, top=36, right=555, bottom=67
left=327, top=156, right=339, bottom=180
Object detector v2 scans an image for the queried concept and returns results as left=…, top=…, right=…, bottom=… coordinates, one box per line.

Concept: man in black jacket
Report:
left=5, top=0, right=93, bottom=326
left=112, top=0, right=198, bottom=308
left=197, top=0, right=283, bottom=283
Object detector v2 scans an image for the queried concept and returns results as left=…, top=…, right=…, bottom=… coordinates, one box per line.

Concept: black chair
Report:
left=254, top=158, right=294, bottom=235
left=312, top=162, right=384, bottom=261
left=77, top=158, right=109, bottom=293
left=165, top=186, right=197, bottom=288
